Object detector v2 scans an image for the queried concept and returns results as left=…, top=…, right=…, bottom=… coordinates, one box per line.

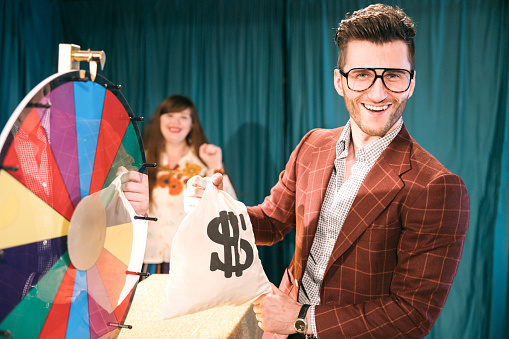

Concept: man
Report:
left=185, top=4, right=469, bottom=338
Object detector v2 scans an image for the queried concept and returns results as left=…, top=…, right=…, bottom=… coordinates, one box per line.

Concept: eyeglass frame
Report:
left=338, top=68, right=415, bottom=93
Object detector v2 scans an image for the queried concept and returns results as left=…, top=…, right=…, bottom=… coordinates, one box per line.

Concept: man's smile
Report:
left=362, top=103, right=390, bottom=113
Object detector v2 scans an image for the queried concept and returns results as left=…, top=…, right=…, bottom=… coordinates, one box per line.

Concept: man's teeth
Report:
left=364, top=104, right=389, bottom=111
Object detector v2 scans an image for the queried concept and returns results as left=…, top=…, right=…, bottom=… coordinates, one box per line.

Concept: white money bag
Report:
left=162, top=178, right=271, bottom=319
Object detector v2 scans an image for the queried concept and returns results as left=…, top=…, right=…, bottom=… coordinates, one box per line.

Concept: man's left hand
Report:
left=252, top=283, right=302, bottom=334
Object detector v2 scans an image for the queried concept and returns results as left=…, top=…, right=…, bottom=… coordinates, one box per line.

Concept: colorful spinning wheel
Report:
left=0, top=70, right=148, bottom=338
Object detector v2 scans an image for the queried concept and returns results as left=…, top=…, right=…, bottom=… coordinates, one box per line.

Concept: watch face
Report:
left=294, top=319, right=306, bottom=333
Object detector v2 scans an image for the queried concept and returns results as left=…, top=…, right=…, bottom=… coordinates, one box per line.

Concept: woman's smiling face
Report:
left=159, top=108, right=193, bottom=145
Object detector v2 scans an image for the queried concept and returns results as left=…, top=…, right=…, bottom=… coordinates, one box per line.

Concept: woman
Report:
left=141, top=95, right=236, bottom=275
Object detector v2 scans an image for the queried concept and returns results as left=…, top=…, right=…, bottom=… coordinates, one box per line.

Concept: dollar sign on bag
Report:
left=207, top=210, right=254, bottom=278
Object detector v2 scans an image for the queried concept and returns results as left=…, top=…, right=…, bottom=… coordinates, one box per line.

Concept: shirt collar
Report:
left=336, top=121, right=351, bottom=159
left=335, top=118, right=403, bottom=164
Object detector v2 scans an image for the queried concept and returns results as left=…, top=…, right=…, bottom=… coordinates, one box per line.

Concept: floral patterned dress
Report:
left=142, top=150, right=236, bottom=274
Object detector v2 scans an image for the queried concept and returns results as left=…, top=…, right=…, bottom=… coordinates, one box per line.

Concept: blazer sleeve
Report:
left=314, top=172, right=470, bottom=338
left=247, top=129, right=319, bottom=246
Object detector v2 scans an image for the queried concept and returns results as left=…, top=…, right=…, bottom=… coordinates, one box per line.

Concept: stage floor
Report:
left=117, top=274, right=263, bottom=339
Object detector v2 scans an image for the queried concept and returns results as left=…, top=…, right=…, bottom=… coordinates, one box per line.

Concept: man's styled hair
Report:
left=334, top=4, right=416, bottom=69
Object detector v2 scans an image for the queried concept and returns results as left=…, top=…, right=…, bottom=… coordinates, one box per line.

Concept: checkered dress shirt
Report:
left=298, top=119, right=403, bottom=336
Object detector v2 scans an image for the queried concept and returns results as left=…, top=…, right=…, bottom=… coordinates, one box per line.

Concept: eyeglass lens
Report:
left=347, top=69, right=411, bottom=92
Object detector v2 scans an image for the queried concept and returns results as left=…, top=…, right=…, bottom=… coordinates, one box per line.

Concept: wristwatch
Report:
left=293, top=304, right=310, bottom=335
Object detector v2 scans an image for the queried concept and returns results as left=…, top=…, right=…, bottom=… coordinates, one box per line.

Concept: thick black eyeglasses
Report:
left=339, top=68, right=414, bottom=93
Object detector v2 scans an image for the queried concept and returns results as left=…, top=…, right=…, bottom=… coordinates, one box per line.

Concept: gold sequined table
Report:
left=117, top=274, right=263, bottom=339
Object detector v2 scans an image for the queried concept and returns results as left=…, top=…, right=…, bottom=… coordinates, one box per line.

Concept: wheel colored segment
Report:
left=96, top=249, right=129, bottom=311
left=2, top=107, right=74, bottom=221
left=103, top=123, right=145, bottom=188
left=104, top=222, right=133, bottom=267
left=0, top=253, right=70, bottom=338
left=86, top=264, right=119, bottom=338
left=89, top=90, right=131, bottom=194
left=39, top=258, right=76, bottom=338
left=74, top=81, right=106, bottom=199
left=44, top=81, right=81, bottom=208
left=0, top=170, right=69, bottom=249
left=66, top=269, right=90, bottom=339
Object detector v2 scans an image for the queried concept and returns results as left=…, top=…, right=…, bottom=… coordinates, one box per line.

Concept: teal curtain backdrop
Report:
left=1, top=0, right=508, bottom=337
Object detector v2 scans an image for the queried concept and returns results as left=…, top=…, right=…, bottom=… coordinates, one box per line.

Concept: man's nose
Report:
left=367, top=77, right=388, bottom=102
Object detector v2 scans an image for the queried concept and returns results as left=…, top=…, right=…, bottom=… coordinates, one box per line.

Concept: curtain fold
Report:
left=1, top=0, right=508, bottom=337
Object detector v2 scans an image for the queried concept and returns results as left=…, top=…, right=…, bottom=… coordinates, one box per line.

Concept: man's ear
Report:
left=334, top=69, right=345, bottom=97
left=408, top=70, right=416, bottom=98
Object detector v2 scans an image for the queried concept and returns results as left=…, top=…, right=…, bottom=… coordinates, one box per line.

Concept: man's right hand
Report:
left=183, top=173, right=224, bottom=213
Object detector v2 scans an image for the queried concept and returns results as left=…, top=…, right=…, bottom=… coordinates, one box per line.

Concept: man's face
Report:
left=334, top=40, right=415, bottom=141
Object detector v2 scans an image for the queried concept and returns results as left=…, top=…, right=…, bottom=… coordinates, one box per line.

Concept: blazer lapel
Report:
left=325, top=126, right=412, bottom=273
left=300, top=128, right=342, bottom=271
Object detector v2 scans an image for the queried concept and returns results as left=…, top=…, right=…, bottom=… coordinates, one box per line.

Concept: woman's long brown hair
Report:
left=143, top=95, right=208, bottom=206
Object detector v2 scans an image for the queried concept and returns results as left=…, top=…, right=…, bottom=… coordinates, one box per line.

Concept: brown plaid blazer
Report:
left=247, top=124, right=470, bottom=339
